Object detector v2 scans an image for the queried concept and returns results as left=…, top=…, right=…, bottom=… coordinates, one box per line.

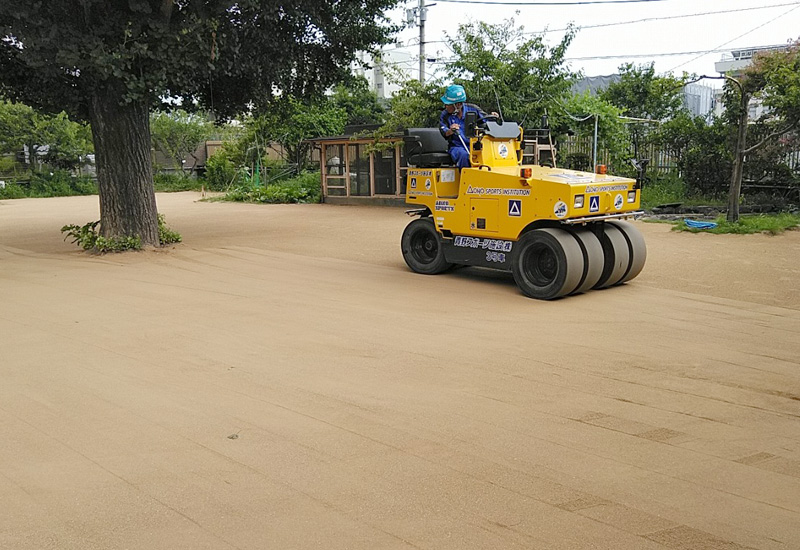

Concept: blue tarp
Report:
left=684, top=219, right=718, bottom=230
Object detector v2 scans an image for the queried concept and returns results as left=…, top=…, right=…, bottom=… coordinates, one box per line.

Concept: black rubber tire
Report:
left=568, top=228, right=604, bottom=294
left=593, top=223, right=631, bottom=289
left=401, top=218, right=453, bottom=275
left=607, top=220, right=647, bottom=284
left=511, top=228, right=584, bottom=300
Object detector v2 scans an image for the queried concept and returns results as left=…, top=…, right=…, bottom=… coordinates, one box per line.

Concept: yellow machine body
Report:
left=401, top=122, right=646, bottom=300
left=406, top=160, right=640, bottom=240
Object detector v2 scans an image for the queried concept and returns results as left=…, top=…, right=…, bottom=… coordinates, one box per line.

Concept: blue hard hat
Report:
left=441, top=84, right=466, bottom=104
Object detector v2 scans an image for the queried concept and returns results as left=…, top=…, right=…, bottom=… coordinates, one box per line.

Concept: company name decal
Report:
left=466, top=186, right=531, bottom=196
left=435, top=200, right=455, bottom=212
left=408, top=170, right=433, bottom=177
left=585, top=184, right=629, bottom=193
left=454, top=236, right=513, bottom=252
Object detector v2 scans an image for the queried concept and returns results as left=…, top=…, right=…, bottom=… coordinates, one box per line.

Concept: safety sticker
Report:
left=508, top=199, right=521, bottom=217
left=425, top=179, right=432, bottom=190
left=435, top=200, right=455, bottom=212
left=498, top=143, right=509, bottom=159
left=614, top=194, right=624, bottom=210
left=554, top=201, right=568, bottom=218
left=441, top=169, right=456, bottom=182
left=589, top=195, right=600, bottom=212
left=410, top=178, right=417, bottom=189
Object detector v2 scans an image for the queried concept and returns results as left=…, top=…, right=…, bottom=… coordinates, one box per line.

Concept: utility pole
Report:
left=418, top=0, right=426, bottom=83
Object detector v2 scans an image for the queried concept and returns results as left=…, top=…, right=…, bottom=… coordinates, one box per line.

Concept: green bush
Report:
left=221, top=171, right=321, bottom=204
left=0, top=183, right=27, bottom=199
left=153, top=172, right=199, bottom=192
left=28, top=170, right=97, bottom=197
left=204, top=153, right=241, bottom=190
left=0, top=156, right=18, bottom=172
left=61, top=215, right=182, bottom=253
left=640, top=173, right=687, bottom=209
left=157, top=214, right=182, bottom=245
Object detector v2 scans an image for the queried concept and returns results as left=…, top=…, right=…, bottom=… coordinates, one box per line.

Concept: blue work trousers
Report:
left=449, top=146, right=470, bottom=168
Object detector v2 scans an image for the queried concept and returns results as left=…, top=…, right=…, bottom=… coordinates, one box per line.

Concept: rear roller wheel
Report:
left=512, top=228, right=584, bottom=300
left=568, top=228, right=604, bottom=294
left=593, top=223, right=631, bottom=289
left=607, top=220, right=647, bottom=284
left=401, top=218, right=453, bottom=275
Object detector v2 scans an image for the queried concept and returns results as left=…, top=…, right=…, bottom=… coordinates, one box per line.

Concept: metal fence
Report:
left=558, top=136, right=682, bottom=175
left=560, top=135, right=800, bottom=188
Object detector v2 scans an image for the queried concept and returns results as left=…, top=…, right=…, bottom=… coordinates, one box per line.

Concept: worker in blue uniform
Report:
left=438, top=84, right=495, bottom=169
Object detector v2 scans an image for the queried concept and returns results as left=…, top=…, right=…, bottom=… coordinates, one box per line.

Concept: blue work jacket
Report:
left=439, top=103, right=489, bottom=150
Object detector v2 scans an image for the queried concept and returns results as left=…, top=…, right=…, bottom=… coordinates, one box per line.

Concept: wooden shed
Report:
left=314, top=126, right=407, bottom=205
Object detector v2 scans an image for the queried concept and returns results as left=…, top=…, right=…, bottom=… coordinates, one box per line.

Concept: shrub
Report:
left=640, top=173, right=687, bottom=209
left=204, top=152, right=241, bottom=190
left=157, top=214, right=182, bottom=245
left=221, top=171, right=321, bottom=204
left=29, top=170, right=97, bottom=197
left=0, top=156, right=18, bottom=172
left=0, top=183, right=27, bottom=199
left=153, top=172, right=198, bottom=192
left=61, top=215, right=181, bottom=253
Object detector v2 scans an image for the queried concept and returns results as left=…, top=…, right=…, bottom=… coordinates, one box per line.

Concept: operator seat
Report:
left=404, top=128, right=453, bottom=168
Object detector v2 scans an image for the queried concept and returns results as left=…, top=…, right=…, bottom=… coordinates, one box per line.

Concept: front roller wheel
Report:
left=401, top=218, right=453, bottom=275
left=511, top=228, right=585, bottom=300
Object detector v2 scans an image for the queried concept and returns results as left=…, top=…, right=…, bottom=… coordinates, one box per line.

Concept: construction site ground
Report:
left=1, top=192, right=799, bottom=550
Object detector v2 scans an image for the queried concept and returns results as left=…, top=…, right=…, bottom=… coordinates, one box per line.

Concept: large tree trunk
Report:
left=89, top=84, right=159, bottom=246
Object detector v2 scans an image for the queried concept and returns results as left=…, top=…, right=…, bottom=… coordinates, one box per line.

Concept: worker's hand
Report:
left=450, top=123, right=460, bottom=132
left=490, top=112, right=499, bottom=117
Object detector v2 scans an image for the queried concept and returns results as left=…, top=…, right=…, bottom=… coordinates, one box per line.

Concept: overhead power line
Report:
left=414, top=2, right=800, bottom=47
left=668, top=3, right=800, bottom=71
left=435, top=0, right=668, bottom=4
left=546, top=2, right=800, bottom=34
left=565, top=48, right=750, bottom=61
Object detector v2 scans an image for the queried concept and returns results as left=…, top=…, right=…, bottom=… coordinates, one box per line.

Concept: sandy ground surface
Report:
left=1, top=192, right=799, bottom=550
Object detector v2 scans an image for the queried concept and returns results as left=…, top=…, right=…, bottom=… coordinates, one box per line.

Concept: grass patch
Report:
left=673, top=213, right=800, bottom=235
left=215, top=171, right=321, bottom=204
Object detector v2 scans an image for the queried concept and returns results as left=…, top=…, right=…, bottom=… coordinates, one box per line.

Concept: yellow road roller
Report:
left=401, top=115, right=646, bottom=300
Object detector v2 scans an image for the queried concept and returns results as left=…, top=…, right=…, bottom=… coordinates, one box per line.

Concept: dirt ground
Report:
left=1, top=192, right=799, bottom=550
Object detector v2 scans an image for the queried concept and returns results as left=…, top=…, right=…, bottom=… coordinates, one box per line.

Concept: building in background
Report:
left=712, top=44, right=789, bottom=119
left=356, top=49, right=416, bottom=100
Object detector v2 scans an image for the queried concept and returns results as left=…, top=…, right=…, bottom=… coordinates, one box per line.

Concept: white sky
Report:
left=383, top=0, right=800, bottom=85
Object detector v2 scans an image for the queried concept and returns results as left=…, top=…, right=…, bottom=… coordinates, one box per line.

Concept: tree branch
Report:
left=159, top=0, right=173, bottom=21
left=743, top=118, right=799, bottom=154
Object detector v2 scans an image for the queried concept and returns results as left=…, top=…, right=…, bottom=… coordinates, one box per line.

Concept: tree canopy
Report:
left=150, top=110, right=212, bottom=171
left=446, top=19, right=579, bottom=128
left=0, top=100, right=93, bottom=170
left=601, top=63, right=686, bottom=122
left=0, top=0, right=399, bottom=245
